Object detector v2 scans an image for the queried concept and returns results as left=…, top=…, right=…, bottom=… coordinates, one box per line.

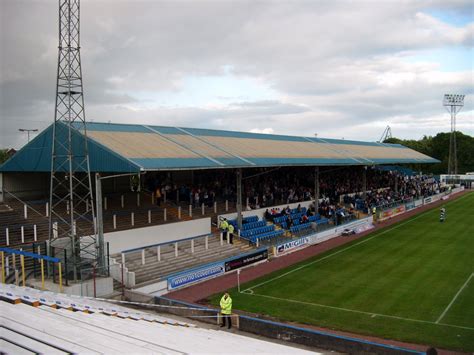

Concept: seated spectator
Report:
left=264, top=209, right=272, bottom=221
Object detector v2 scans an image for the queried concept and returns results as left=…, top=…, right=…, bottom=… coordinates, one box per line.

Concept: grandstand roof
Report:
left=0, top=121, right=438, bottom=173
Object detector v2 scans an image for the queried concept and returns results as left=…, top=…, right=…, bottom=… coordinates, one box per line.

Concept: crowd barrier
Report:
left=0, top=247, right=62, bottom=291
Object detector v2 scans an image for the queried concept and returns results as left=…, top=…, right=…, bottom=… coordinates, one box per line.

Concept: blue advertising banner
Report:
left=168, top=262, right=225, bottom=290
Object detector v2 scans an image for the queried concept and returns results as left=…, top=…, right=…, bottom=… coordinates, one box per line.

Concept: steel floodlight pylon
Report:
left=443, top=94, right=465, bottom=175
left=49, top=0, right=103, bottom=282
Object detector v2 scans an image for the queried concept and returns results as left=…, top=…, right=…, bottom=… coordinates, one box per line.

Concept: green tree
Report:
left=384, top=131, right=474, bottom=174
left=0, top=149, right=8, bottom=165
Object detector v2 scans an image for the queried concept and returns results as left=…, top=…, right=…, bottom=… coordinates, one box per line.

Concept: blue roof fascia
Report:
left=125, top=156, right=439, bottom=170
left=371, top=158, right=440, bottom=164
left=129, top=157, right=369, bottom=170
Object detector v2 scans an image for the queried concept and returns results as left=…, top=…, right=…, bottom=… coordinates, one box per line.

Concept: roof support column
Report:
left=0, top=173, right=3, bottom=203
left=362, top=166, right=367, bottom=199
left=236, top=168, right=243, bottom=229
left=314, top=167, right=319, bottom=212
left=95, top=173, right=106, bottom=271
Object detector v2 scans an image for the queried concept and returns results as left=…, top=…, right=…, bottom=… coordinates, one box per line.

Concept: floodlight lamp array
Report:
left=443, top=94, right=465, bottom=106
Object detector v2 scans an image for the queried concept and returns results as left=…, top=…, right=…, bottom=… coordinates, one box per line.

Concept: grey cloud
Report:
left=1, top=0, right=472, bottom=149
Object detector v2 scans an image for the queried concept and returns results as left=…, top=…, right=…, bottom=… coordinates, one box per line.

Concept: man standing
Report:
left=220, top=292, right=233, bottom=329
left=220, top=218, right=229, bottom=241
left=227, top=223, right=234, bottom=244
left=440, top=207, right=446, bottom=222
left=155, top=186, right=162, bottom=206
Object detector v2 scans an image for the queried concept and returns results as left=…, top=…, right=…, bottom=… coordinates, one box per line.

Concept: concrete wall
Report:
left=132, top=281, right=168, bottom=296
left=109, top=257, right=136, bottom=288
left=238, top=315, right=422, bottom=355
left=105, top=217, right=211, bottom=254
left=154, top=297, right=424, bottom=355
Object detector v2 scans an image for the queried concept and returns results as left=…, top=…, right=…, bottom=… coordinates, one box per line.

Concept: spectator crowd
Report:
left=144, top=166, right=443, bottom=215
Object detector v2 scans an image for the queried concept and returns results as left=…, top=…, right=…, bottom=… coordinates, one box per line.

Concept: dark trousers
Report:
left=228, top=232, right=233, bottom=244
left=221, top=313, right=232, bottom=329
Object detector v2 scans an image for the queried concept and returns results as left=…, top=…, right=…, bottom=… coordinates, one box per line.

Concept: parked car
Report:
left=341, top=228, right=356, bottom=236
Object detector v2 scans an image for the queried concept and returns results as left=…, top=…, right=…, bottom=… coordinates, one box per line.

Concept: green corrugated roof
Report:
left=0, top=121, right=439, bottom=173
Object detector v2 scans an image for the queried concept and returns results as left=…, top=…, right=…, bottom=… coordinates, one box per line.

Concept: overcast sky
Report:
left=1, top=0, right=473, bottom=149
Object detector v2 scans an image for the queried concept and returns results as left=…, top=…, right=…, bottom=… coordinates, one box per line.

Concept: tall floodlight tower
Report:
left=443, top=94, right=465, bottom=175
left=49, top=0, right=103, bottom=282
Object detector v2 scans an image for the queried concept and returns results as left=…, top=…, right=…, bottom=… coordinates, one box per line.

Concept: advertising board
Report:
left=379, top=205, right=406, bottom=221
left=224, top=249, right=268, bottom=272
left=275, top=236, right=310, bottom=256
left=168, top=262, right=225, bottom=290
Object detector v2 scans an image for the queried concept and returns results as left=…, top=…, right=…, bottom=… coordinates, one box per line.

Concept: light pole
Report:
left=443, top=94, right=465, bottom=175
left=237, top=269, right=241, bottom=293
left=18, top=128, right=38, bottom=143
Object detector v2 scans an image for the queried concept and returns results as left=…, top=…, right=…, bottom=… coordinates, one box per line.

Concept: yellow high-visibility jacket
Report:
left=220, top=220, right=229, bottom=231
left=220, top=295, right=232, bottom=315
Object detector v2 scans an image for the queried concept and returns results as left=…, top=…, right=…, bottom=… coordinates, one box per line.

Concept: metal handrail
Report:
left=3, top=189, right=48, bottom=219
left=121, top=233, right=214, bottom=254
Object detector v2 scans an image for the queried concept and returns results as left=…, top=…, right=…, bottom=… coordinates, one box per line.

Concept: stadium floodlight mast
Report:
left=443, top=94, right=465, bottom=175
left=49, top=0, right=104, bottom=283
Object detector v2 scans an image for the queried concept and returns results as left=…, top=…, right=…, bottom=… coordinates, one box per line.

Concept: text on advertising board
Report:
left=168, top=263, right=225, bottom=290
left=224, top=249, right=268, bottom=272
left=276, top=237, right=310, bottom=255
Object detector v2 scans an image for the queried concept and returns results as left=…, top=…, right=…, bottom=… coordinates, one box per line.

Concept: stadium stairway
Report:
left=1, top=284, right=316, bottom=354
